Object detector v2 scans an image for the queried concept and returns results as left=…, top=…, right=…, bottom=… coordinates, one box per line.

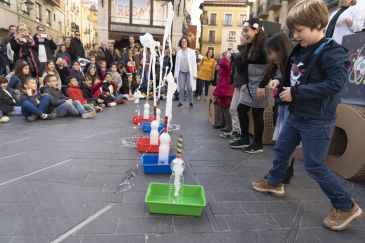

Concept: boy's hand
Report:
left=14, top=90, right=20, bottom=95
left=26, top=89, right=34, bottom=96
left=269, top=79, right=280, bottom=90
left=279, top=87, right=292, bottom=102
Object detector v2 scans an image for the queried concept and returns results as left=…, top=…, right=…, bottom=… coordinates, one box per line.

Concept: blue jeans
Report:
left=21, top=95, right=51, bottom=117
left=54, top=101, right=79, bottom=117
left=112, top=94, right=124, bottom=102
left=267, top=115, right=353, bottom=211
left=73, top=100, right=88, bottom=115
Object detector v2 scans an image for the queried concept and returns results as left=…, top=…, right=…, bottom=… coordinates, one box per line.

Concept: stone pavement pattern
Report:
left=0, top=100, right=364, bottom=243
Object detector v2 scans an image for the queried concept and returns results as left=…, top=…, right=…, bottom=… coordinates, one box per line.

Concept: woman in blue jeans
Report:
left=20, top=77, right=56, bottom=122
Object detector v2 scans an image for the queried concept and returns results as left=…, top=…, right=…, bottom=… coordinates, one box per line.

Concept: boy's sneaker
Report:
left=251, top=179, right=285, bottom=198
left=27, top=115, right=38, bottom=122
left=230, top=138, right=250, bottom=149
left=95, top=106, right=103, bottom=112
left=323, top=202, right=364, bottom=231
left=40, top=113, right=56, bottom=120
left=243, top=144, right=264, bottom=154
left=108, top=102, right=117, bottom=107
left=82, top=111, right=96, bottom=119
left=196, top=96, right=201, bottom=101
left=100, top=104, right=106, bottom=108
left=177, top=103, right=183, bottom=108
left=0, top=116, right=10, bottom=123
left=189, top=103, right=193, bottom=109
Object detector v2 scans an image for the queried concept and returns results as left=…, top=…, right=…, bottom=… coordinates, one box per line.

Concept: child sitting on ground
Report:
left=80, top=76, right=104, bottom=110
left=0, top=77, right=22, bottom=116
left=101, top=72, right=125, bottom=105
left=20, top=77, right=56, bottom=122
left=98, top=60, right=107, bottom=81
left=66, top=76, right=100, bottom=112
left=43, top=74, right=96, bottom=118
left=110, top=62, right=123, bottom=91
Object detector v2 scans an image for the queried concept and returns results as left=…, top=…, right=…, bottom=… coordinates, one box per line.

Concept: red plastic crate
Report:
left=136, top=137, right=160, bottom=153
left=133, top=115, right=155, bottom=125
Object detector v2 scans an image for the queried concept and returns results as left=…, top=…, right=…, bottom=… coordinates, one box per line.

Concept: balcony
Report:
left=256, top=3, right=268, bottom=18
left=202, top=40, right=221, bottom=45
left=268, top=0, right=281, bottom=11
left=208, top=21, right=217, bottom=26
left=325, top=0, right=339, bottom=7
left=46, top=0, right=60, bottom=7
left=222, top=21, right=232, bottom=27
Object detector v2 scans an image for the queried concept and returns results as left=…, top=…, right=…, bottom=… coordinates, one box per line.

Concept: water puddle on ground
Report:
left=120, top=136, right=137, bottom=148
left=169, top=124, right=181, bottom=132
left=116, top=165, right=139, bottom=192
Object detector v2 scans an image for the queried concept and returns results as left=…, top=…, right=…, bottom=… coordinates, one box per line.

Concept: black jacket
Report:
left=101, top=47, right=112, bottom=68
left=80, top=82, right=97, bottom=104
left=282, top=38, right=350, bottom=120
left=69, top=37, right=85, bottom=63
left=43, top=86, right=68, bottom=107
left=33, top=35, right=57, bottom=61
left=0, top=89, right=19, bottom=114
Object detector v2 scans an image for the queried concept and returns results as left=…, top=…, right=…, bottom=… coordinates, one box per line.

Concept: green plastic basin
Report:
left=145, top=183, right=206, bottom=216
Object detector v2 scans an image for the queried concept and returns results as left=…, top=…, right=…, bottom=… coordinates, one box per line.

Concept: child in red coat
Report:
left=66, top=76, right=97, bottom=112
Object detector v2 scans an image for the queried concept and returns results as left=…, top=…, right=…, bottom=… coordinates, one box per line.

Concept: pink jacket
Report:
left=213, top=55, right=233, bottom=97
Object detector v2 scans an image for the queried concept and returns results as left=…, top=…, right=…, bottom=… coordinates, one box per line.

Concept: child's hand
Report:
left=240, top=84, right=247, bottom=92
left=279, top=87, right=292, bottom=102
left=98, top=99, right=104, bottom=103
left=269, top=79, right=280, bottom=90
left=256, top=87, right=266, bottom=100
left=26, top=89, right=34, bottom=96
left=14, top=90, right=20, bottom=95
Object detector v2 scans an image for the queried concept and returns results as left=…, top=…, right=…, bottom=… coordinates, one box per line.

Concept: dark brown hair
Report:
left=14, top=61, right=30, bottom=78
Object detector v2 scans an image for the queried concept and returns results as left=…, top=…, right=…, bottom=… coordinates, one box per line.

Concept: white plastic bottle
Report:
left=169, top=157, right=185, bottom=203
left=143, top=103, right=150, bottom=119
left=150, top=120, right=159, bottom=145
left=158, top=132, right=171, bottom=165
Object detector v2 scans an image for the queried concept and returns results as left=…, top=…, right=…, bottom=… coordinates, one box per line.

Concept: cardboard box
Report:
left=207, top=86, right=220, bottom=126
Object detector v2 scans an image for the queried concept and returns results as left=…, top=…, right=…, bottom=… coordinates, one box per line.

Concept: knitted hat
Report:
left=243, top=18, right=263, bottom=30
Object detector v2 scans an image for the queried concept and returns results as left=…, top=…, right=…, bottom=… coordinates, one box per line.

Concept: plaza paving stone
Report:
left=0, top=99, right=364, bottom=242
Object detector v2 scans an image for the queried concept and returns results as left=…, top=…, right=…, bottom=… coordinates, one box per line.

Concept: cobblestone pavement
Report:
left=0, top=99, right=364, bottom=243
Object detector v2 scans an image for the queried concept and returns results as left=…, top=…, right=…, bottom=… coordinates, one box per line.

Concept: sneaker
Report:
left=251, top=179, right=285, bottom=198
left=177, top=103, right=183, bottom=108
left=82, top=111, right=96, bottom=119
left=189, top=103, right=193, bottom=109
left=230, top=138, right=250, bottom=149
left=100, top=104, right=106, bottom=108
left=40, top=113, right=56, bottom=120
left=108, top=102, right=117, bottom=107
left=117, top=100, right=125, bottom=105
left=27, top=115, right=38, bottom=122
left=95, top=106, right=103, bottom=112
left=220, top=131, right=239, bottom=139
left=196, top=96, right=201, bottom=101
left=323, top=202, right=364, bottom=231
left=0, top=116, right=10, bottom=123
left=243, top=144, right=264, bottom=154
left=221, top=127, right=231, bottom=133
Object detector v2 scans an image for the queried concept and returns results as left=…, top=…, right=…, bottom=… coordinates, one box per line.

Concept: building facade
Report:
left=0, top=0, right=65, bottom=43
left=201, top=0, right=250, bottom=56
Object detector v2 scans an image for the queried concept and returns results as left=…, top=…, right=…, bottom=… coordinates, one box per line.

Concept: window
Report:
left=209, top=13, right=217, bottom=26
left=229, top=31, right=236, bottom=39
left=239, top=14, right=246, bottom=27
left=209, top=30, right=215, bottom=42
left=111, top=0, right=129, bottom=23
left=132, top=0, right=151, bottom=25
left=46, top=9, right=52, bottom=26
left=153, top=0, right=169, bottom=26
left=224, top=14, right=232, bottom=26
left=35, top=3, right=42, bottom=22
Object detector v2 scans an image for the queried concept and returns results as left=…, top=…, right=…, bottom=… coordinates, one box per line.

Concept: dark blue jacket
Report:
left=20, top=92, right=40, bottom=107
left=282, top=39, right=350, bottom=120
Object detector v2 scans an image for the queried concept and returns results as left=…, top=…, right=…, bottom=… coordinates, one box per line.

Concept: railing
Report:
left=47, top=0, right=60, bottom=6
left=110, top=16, right=167, bottom=27
left=209, top=21, right=217, bottom=26
left=222, top=21, right=232, bottom=27
left=257, top=3, right=268, bottom=17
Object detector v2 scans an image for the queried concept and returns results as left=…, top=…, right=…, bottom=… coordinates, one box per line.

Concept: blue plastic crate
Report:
left=140, top=154, right=176, bottom=174
left=142, top=121, right=164, bottom=133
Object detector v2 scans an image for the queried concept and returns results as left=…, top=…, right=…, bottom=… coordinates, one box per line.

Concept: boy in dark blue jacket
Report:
left=20, top=77, right=56, bottom=122
left=251, top=0, right=363, bottom=231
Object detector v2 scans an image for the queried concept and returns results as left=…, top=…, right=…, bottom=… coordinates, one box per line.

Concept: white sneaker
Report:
left=0, top=116, right=9, bottom=123
left=108, top=102, right=117, bottom=107
left=81, top=111, right=96, bottom=119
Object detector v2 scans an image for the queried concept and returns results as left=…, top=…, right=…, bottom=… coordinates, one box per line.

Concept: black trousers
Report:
left=237, top=103, right=264, bottom=145
left=196, top=79, right=210, bottom=96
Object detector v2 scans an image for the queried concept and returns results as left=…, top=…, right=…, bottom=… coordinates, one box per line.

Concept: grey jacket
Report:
left=239, top=63, right=273, bottom=108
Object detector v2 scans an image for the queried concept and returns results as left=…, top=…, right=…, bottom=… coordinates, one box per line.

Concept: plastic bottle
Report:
left=150, top=120, right=159, bottom=145
left=158, top=132, right=170, bottom=164
left=143, top=103, right=150, bottom=119
left=156, top=108, right=161, bottom=123
left=169, top=157, right=185, bottom=203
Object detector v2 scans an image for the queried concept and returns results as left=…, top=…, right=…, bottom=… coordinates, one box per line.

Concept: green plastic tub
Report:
left=145, top=183, right=206, bottom=216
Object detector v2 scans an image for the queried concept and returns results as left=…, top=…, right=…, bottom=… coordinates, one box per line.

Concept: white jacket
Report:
left=328, top=6, right=362, bottom=44
left=174, top=48, right=197, bottom=91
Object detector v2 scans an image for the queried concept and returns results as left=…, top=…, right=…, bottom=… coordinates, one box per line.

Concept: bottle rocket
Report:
left=158, top=116, right=170, bottom=165
left=143, top=103, right=150, bottom=119
left=150, top=120, right=159, bottom=145
left=169, top=135, right=185, bottom=202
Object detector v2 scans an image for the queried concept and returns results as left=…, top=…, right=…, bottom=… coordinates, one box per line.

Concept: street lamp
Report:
left=17, top=0, right=34, bottom=12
